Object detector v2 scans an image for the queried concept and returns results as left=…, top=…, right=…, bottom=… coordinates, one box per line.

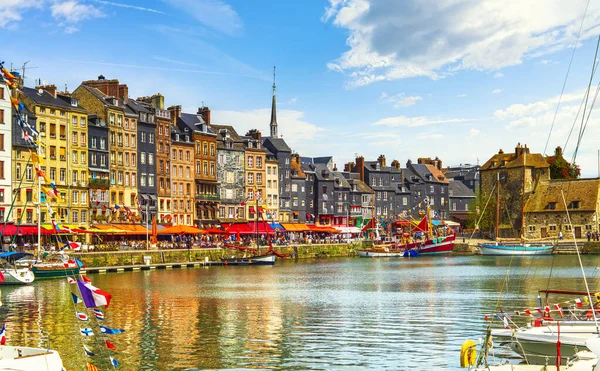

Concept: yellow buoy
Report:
left=460, top=339, right=477, bottom=368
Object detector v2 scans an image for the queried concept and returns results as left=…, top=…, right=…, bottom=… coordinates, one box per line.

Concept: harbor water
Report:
left=2, top=255, right=600, bottom=370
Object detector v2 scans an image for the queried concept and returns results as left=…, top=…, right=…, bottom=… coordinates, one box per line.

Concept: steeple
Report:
left=270, top=65, right=278, bottom=138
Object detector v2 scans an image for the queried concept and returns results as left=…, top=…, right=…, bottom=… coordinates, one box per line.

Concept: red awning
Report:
left=245, top=221, right=275, bottom=235
left=308, top=225, right=341, bottom=233
left=0, top=225, right=40, bottom=236
left=226, top=223, right=254, bottom=235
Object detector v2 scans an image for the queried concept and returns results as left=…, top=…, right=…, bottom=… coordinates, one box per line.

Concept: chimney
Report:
left=555, top=146, right=563, bottom=158
left=498, top=149, right=504, bottom=154
left=246, top=129, right=262, bottom=142
left=197, top=106, right=210, bottom=125
left=167, top=105, right=181, bottom=125
left=515, top=142, right=523, bottom=157
left=344, top=162, right=355, bottom=172
left=36, top=84, right=57, bottom=98
left=391, top=159, right=401, bottom=170
left=152, top=94, right=164, bottom=110
left=81, top=76, right=120, bottom=98
left=118, top=84, right=129, bottom=100
left=434, top=156, right=442, bottom=171
left=356, top=156, right=365, bottom=182
left=333, top=163, right=338, bottom=171
left=377, top=154, right=386, bottom=167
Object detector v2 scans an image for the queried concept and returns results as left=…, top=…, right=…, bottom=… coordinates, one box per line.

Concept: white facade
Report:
left=0, top=81, right=11, bottom=222
left=266, top=160, right=279, bottom=221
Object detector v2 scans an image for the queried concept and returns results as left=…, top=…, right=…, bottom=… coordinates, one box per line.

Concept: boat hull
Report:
left=0, top=268, right=34, bottom=285
left=358, top=235, right=455, bottom=257
left=31, top=266, right=80, bottom=279
left=356, top=249, right=404, bottom=258
left=221, top=253, right=276, bottom=266
left=480, top=244, right=553, bottom=256
left=0, top=346, right=65, bottom=371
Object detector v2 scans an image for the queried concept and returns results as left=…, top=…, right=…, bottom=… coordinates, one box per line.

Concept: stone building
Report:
left=524, top=178, right=600, bottom=239
left=212, top=124, right=245, bottom=222
left=479, top=143, right=550, bottom=238
left=405, top=160, right=450, bottom=219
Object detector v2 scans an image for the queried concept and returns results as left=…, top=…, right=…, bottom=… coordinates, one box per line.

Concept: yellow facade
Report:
left=171, top=140, right=195, bottom=226
left=244, top=147, right=267, bottom=221
left=11, top=147, right=39, bottom=224
left=67, top=110, right=89, bottom=225
left=266, top=158, right=279, bottom=221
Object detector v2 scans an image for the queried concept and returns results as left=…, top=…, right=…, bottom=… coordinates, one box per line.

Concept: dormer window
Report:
left=548, top=202, right=557, bottom=210
left=185, top=135, right=189, bottom=142
left=175, top=134, right=179, bottom=141
left=568, top=201, right=580, bottom=209
left=491, top=161, right=496, bottom=167
left=501, top=160, right=506, bottom=166
left=71, top=98, right=78, bottom=107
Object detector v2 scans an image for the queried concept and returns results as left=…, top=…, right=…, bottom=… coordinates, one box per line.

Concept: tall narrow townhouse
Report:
left=88, top=114, right=110, bottom=222
left=73, top=81, right=136, bottom=220
left=0, top=77, right=11, bottom=221
left=136, top=95, right=171, bottom=224
left=265, top=152, right=279, bottom=221
left=168, top=106, right=194, bottom=226
left=20, top=85, right=88, bottom=225
left=11, top=104, right=35, bottom=224
left=242, top=130, right=267, bottom=222
left=60, top=92, right=90, bottom=227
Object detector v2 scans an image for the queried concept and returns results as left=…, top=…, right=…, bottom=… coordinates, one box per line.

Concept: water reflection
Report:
left=0, top=256, right=598, bottom=370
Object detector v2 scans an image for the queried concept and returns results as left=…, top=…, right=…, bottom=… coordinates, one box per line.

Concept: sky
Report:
left=3, top=0, right=600, bottom=176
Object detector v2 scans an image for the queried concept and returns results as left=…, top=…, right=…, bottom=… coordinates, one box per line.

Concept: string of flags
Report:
left=68, top=274, right=123, bottom=369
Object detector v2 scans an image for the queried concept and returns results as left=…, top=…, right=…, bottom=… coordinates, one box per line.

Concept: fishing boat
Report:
left=0, top=345, right=66, bottom=371
left=0, top=252, right=35, bottom=285
left=16, top=253, right=82, bottom=279
left=221, top=251, right=277, bottom=266
left=356, top=246, right=404, bottom=258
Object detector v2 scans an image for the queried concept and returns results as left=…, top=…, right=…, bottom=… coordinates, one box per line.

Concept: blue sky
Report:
left=3, top=0, right=600, bottom=175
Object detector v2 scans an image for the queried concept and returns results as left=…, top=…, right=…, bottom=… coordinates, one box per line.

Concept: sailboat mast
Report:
left=37, top=140, right=41, bottom=258
left=521, top=151, right=526, bottom=240
left=495, top=172, right=499, bottom=241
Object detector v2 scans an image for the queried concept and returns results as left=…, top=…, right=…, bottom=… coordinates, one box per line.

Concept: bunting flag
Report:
left=0, top=323, right=6, bottom=345
left=30, top=152, right=44, bottom=165
left=575, top=298, right=583, bottom=307
left=51, top=220, right=62, bottom=232
left=105, top=340, right=117, bottom=351
left=80, top=328, right=94, bottom=336
left=72, top=293, right=83, bottom=304
left=554, top=304, right=564, bottom=317
left=93, top=309, right=104, bottom=320
left=544, top=305, right=551, bottom=313
left=67, top=277, right=76, bottom=284
left=77, top=312, right=89, bottom=321
left=502, top=316, right=510, bottom=330
left=83, top=344, right=95, bottom=357
left=100, top=326, right=125, bottom=335
left=249, top=206, right=256, bottom=213
left=69, top=241, right=82, bottom=251
left=110, top=357, right=120, bottom=367
left=81, top=275, right=92, bottom=283
left=77, top=280, right=112, bottom=308
left=87, top=362, right=99, bottom=371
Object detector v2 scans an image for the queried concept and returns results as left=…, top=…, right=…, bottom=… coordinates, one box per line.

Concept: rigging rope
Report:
left=544, top=0, right=591, bottom=155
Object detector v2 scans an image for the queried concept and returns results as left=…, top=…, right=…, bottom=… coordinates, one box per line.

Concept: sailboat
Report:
left=480, top=168, right=553, bottom=256
left=0, top=252, right=35, bottom=285
left=0, top=345, right=66, bottom=370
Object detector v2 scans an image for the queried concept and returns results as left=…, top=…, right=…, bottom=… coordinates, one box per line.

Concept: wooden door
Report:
left=540, top=227, right=547, bottom=238
left=574, top=227, right=582, bottom=238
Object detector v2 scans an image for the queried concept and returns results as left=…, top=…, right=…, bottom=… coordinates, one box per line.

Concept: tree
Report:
left=546, top=146, right=580, bottom=179
left=467, top=190, right=496, bottom=233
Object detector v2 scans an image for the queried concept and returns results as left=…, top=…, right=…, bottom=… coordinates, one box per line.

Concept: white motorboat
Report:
left=0, top=345, right=66, bottom=370
left=0, top=252, right=35, bottom=285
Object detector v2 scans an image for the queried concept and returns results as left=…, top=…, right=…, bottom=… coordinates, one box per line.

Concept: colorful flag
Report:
left=575, top=298, right=583, bottom=307
left=77, top=281, right=112, bottom=308
left=87, top=362, right=99, bottom=371
left=72, top=293, right=83, bottom=304
left=80, top=328, right=94, bottom=336
left=544, top=305, right=550, bottom=313
left=100, top=326, right=125, bottom=335
left=502, top=316, right=510, bottom=330
left=535, top=308, right=543, bottom=314
left=83, top=345, right=95, bottom=357
left=105, top=340, right=117, bottom=351
left=93, top=309, right=104, bottom=320
left=554, top=304, right=564, bottom=317
left=0, top=323, right=6, bottom=345
left=69, top=241, right=82, bottom=251
left=110, top=357, right=120, bottom=367
left=67, top=277, right=76, bottom=284
left=81, top=275, right=92, bottom=283
left=76, top=312, right=89, bottom=321
left=524, top=309, right=531, bottom=315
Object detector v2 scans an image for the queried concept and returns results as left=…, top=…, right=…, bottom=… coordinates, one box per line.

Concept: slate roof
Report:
left=125, top=98, right=151, bottom=114
left=301, top=156, right=333, bottom=165
left=525, top=179, right=600, bottom=213
left=263, top=137, right=291, bottom=152
left=291, top=157, right=306, bottom=178
left=410, top=163, right=447, bottom=183
left=448, top=181, right=475, bottom=198
left=332, top=171, right=351, bottom=189
left=314, top=163, right=333, bottom=181
left=21, top=87, right=74, bottom=110
left=178, top=112, right=215, bottom=136
left=348, top=178, right=373, bottom=194
left=211, top=124, right=245, bottom=151
left=364, top=161, right=402, bottom=173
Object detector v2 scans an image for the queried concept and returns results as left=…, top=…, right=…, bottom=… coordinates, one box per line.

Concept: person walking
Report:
left=587, top=231, right=591, bottom=242
left=558, top=231, right=563, bottom=240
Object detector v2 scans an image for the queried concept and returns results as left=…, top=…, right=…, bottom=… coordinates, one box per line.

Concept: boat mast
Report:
left=521, top=150, right=526, bottom=241
left=495, top=172, right=499, bottom=241
left=37, top=137, right=41, bottom=258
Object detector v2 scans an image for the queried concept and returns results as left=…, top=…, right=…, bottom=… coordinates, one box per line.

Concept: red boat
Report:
left=393, top=213, right=455, bottom=255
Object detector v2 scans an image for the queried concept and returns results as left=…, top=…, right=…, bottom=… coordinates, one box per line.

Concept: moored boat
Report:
left=0, top=345, right=66, bottom=371
left=221, top=251, right=277, bottom=266
left=0, top=252, right=35, bottom=285
left=480, top=243, right=554, bottom=256
left=17, top=253, right=82, bottom=279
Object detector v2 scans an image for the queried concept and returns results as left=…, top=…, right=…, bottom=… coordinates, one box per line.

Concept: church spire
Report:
left=270, top=65, right=278, bottom=138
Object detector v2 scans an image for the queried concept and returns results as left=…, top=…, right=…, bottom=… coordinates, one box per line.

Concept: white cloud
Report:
left=467, top=128, right=480, bottom=138
left=92, top=0, right=165, bottom=14
left=379, top=92, right=422, bottom=107
left=492, top=89, right=503, bottom=94
left=456, top=94, right=468, bottom=98
left=494, top=72, right=504, bottom=78
left=163, top=0, right=242, bottom=35
left=51, top=1, right=104, bottom=23
left=0, top=0, right=43, bottom=28
left=287, top=97, right=297, bottom=104
left=212, top=108, right=324, bottom=148
left=323, top=0, right=600, bottom=86
left=372, top=115, right=470, bottom=127
left=541, top=59, right=559, bottom=65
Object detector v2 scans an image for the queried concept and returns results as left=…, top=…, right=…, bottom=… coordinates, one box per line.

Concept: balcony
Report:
left=89, top=178, right=110, bottom=188
left=196, top=194, right=220, bottom=201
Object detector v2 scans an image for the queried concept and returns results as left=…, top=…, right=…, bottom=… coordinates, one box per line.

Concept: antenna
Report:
left=65, top=83, right=68, bottom=92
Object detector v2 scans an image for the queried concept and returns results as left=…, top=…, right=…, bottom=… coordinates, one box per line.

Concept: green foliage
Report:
left=546, top=149, right=580, bottom=179
left=467, top=190, right=496, bottom=232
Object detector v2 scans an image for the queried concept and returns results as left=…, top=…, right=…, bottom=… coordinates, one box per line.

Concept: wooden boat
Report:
left=17, top=254, right=82, bottom=279
left=0, top=345, right=66, bottom=370
left=0, top=252, right=35, bottom=285
left=480, top=243, right=553, bottom=256
left=221, top=251, right=276, bottom=266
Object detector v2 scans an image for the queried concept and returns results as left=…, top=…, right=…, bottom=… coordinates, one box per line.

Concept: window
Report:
left=141, top=174, right=146, bottom=186
left=72, top=151, right=78, bottom=164
left=80, top=117, right=85, bottom=127
left=210, top=163, right=215, bottom=176
left=141, top=152, right=146, bottom=164
left=72, top=170, right=78, bottom=184
left=72, top=132, right=77, bottom=144
left=149, top=153, right=154, bottom=165
left=429, top=185, right=434, bottom=193
left=203, top=143, right=208, bottom=155
left=441, top=197, right=445, bottom=206
left=256, top=157, right=262, bottom=168
left=60, top=169, right=66, bottom=183
left=72, top=191, right=79, bottom=203
left=528, top=225, right=535, bottom=232
left=247, top=156, right=253, bottom=167
left=0, top=134, right=4, bottom=151
left=141, top=132, right=146, bottom=143
left=149, top=133, right=154, bottom=144
left=81, top=211, right=87, bottom=223
left=548, top=202, right=557, bottom=210
left=186, top=151, right=190, bottom=162
left=256, top=173, right=262, bottom=184
left=568, top=201, right=580, bottom=209
left=248, top=173, right=254, bottom=184
left=110, top=113, right=115, bottom=125
left=203, top=162, right=208, bottom=175
left=100, top=138, right=106, bottom=149
left=118, top=171, right=123, bottom=185
left=72, top=211, right=78, bottom=223
left=210, top=144, right=215, bottom=156
left=149, top=174, right=154, bottom=187
left=402, top=197, right=408, bottom=206
left=80, top=133, right=86, bottom=146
